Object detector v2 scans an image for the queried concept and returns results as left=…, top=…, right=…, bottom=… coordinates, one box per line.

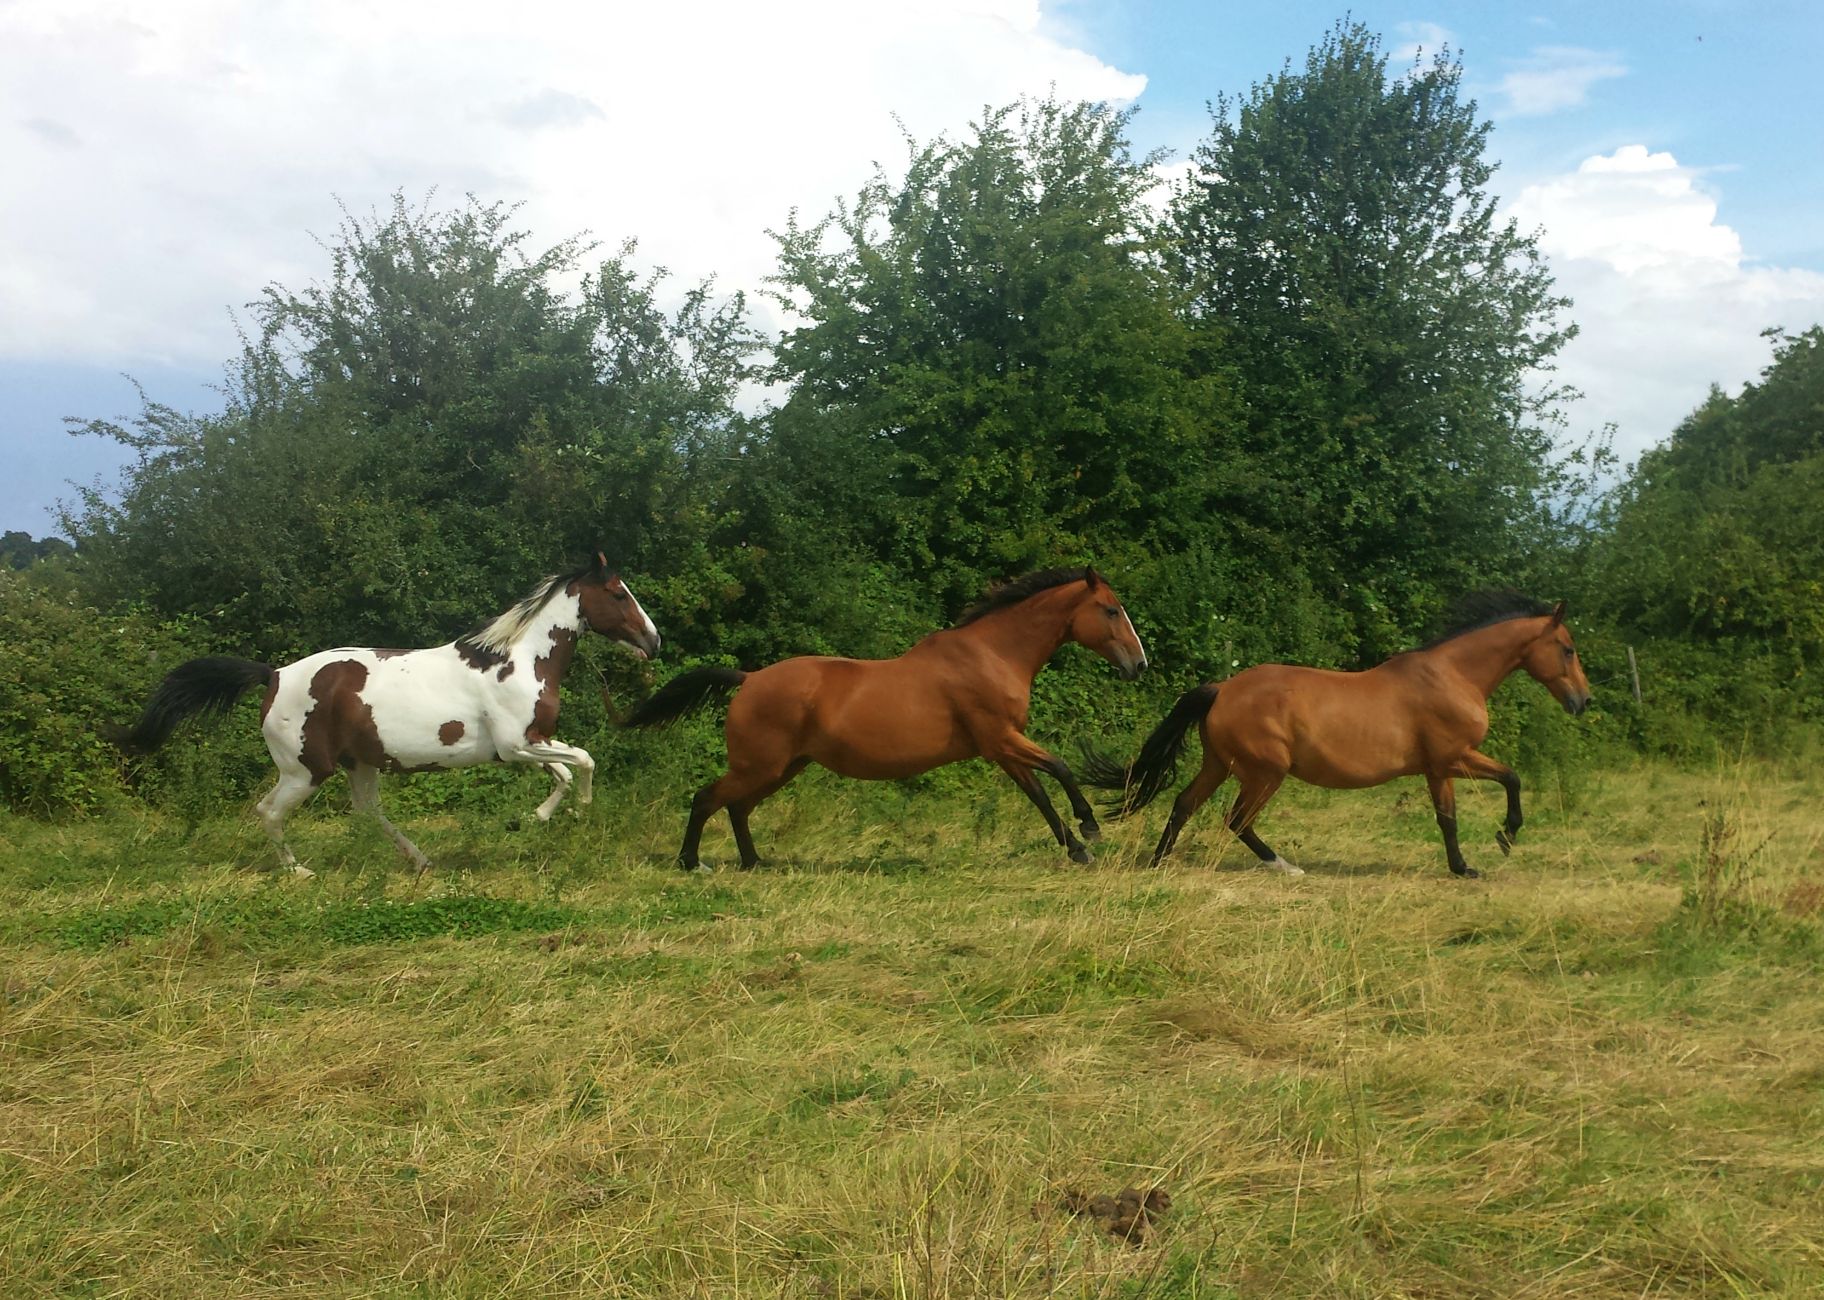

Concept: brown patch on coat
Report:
left=526, top=627, right=579, bottom=742
left=438, top=720, right=465, bottom=746
left=372, top=648, right=412, bottom=659
left=496, top=661, right=515, bottom=681
left=299, top=660, right=385, bottom=782
left=456, top=640, right=509, bottom=673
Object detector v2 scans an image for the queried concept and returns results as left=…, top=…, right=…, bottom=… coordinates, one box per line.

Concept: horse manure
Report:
left=1058, top=1185, right=1171, bottom=1245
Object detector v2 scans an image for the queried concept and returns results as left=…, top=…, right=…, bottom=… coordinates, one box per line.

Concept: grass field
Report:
left=2, top=755, right=1822, bottom=1297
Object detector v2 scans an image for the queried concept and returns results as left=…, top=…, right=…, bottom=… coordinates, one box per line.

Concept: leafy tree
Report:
left=1592, top=327, right=1824, bottom=667
left=61, top=196, right=760, bottom=661
left=766, top=99, right=1241, bottom=631
left=2, top=531, right=74, bottom=570
left=1172, top=20, right=1574, bottom=658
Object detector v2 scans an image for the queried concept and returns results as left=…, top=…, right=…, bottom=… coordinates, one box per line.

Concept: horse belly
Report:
left=806, top=674, right=974, bottom=780
left=1286, top=714, right=1423, bottom=788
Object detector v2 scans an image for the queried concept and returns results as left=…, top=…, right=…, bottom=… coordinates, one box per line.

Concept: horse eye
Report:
left=613, top=590, right=629, bottom=601
left=1103, top=605, right=1119, bottom=618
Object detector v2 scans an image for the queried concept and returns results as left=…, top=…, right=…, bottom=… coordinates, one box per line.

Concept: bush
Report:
left=0, top=571, right=230, bottom=815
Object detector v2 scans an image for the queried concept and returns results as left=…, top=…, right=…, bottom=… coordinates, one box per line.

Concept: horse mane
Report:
left=955, top=567, right=1098, bottom=627
left=1421, top=590, right=1555, bottom=649
left=458, top=565, right=594, bottom=653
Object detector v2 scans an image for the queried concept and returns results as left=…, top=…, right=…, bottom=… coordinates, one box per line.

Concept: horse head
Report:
left=1517, top=601, right=1592, bottom=716
left=574, top=552, right=661, bottom=660
left=1066, top=568, right=1148, bottom=681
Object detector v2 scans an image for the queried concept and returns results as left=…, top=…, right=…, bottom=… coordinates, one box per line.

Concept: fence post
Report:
left=1626, top=645, right=1642, bottom=704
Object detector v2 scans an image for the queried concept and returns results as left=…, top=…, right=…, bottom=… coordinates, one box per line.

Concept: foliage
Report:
left=766, top=99, right=1244, bottom=657
left=59, top=196, right=760, bottom=662
left=1171, top=20, right=1574, bottom=660
left=0, top=570, right=218, bottom=814
left=1, top=531, right=73, bottom=570
left=1578, top=326, right=1824, bottom=736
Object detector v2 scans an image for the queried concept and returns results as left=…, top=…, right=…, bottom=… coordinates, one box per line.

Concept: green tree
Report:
left=1172, top=21, right=1574, bottom=658
left=61, top=195, right=760, bottom=661
left=766, top=99, right=1241, bottom=629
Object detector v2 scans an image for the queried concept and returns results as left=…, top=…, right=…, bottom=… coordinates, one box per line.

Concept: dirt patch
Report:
left=1057, top=1185, right=1171, bottom=1245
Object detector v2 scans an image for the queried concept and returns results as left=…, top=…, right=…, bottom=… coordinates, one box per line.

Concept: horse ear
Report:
left=1550, top=600, right=1566, bottom=627
left=593, top=551, right=609, bottom=578
left=1084, top=567, right=1103, bottom=592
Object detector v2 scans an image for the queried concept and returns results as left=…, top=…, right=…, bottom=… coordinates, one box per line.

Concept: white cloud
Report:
left=0, top=0, right=1144, bottom=370
left=1508, top=145, right=1824, bottom=459
left=1392, top=21, right=1454, bottom=65
left=1494, top=46, right=1626, bottom=116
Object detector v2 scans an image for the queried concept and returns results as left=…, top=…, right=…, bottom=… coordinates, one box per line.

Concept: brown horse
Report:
left=1083, top=593, right=1592, bottom=878
left=625, top=567, right=1147, bottom=872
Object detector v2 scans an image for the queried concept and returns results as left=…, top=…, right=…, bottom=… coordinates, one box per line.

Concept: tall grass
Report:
left=1, top=757, right=1821, bottom=1296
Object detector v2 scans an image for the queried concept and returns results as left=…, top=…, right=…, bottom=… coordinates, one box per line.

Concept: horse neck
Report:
left=508, top=593, right=586, bottom=675
left=956, top=587, right=1080, bottom=681
left=1428, top=617, right=1549, bottom=700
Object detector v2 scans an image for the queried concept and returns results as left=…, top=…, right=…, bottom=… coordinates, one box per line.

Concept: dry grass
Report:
left=2, top=756, right=1822, bottom=1297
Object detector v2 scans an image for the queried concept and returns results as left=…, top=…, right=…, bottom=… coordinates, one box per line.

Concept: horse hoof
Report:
left=287, top=863, right=315, bottom=879
left=1069, top=844, right=1095, bottom=865
left=1452, top=865, right=1481, bottom=879
left=680, top=860, right=713, bottom=875
left=1495, top=829, right=1514, bottom=856
left=1080, top=822, right=1103, bottom=842
left=1265, top=857, right=1304, bottom=877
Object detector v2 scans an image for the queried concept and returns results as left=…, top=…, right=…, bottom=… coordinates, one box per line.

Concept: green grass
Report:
left=1, top=756, right=1821, bottom=1296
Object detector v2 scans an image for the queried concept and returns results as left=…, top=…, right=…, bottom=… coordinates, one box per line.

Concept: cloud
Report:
left=1508, top=145, right=1824, bottom=459
left=1493, top=46, right=1626, bottom=116
left=0, top=0, right=1145, bottom=370
left=1391, top=22, right=1454, bottom=65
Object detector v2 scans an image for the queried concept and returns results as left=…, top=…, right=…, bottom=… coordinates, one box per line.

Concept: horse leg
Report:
left=1151, top=756, right=1230, bottom=867
left=1453, top=749, right=1523, bottom=855
left=348, top=763, right=431, bottom=872
left=499, top=740, right=596, bottom=816
left=1228, top=772, right=1300, bottom=875
left=728, top=758, right=810, bottom=871
left=1426, top=772, right=1477, bottom=878
left=999, top=759, right=1092, bottom=864
left=1036, top=754, right=1103, bottom=842
left=254, top=762, right=319, bottom=877
left=534, top=762, right=573, bottom=823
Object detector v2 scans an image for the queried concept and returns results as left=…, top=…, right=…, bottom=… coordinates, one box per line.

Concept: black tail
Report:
left=622, top=665, right=748, bottom=728
left=116, top=656, right=274, bottom=755
left=1079, top=684, right=1219, bottom=817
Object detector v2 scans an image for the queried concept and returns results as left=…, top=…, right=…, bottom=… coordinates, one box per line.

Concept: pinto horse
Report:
left=625, top=567, right=1147, bottom=872
left=118, top=555, right=660, bottom=874
left=1083, top=593, right=1592, bottom=878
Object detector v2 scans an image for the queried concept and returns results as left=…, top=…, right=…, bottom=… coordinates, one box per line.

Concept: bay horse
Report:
left=118, top=554, right=659, bottom=874
left=624, top=567, right=1147, bottom=872
left=1082, top=593, right=1592, bottom=878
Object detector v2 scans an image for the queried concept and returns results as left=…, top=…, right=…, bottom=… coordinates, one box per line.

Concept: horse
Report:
left=624, top=567, right=1147, bottom=872
left=1082, top=593, right=1592, bottom=878
left=117, top=554, right=660, bottom=874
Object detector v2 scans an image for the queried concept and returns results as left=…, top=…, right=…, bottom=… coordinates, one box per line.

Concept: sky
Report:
left=3, top=0, right=1821, bottom=536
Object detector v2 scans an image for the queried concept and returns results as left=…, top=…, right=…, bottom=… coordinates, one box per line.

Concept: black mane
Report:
left=956, top=567, right=1098, bottom=626
left=1421, top=590, right=1555, bottom=649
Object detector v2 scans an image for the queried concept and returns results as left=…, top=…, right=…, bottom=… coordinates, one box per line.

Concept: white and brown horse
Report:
left=119, top=554, right=659, bottom=873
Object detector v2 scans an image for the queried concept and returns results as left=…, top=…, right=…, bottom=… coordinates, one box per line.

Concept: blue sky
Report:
left=4, top=1, right=1821, bottom=536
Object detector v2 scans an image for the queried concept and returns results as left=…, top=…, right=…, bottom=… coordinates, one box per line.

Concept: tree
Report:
left=1172, top=21, right=1574, bottom=658
left=61, top=195, right=760, bottom=659
left=766, top=99, right=1240, bottom=627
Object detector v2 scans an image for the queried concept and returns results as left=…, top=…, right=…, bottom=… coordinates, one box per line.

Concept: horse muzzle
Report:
left=625, top=631, right=662, bottom=661
left=1116, top=653, right=1147, bottom=682
left=1563, top=691, right=1591, bottom=717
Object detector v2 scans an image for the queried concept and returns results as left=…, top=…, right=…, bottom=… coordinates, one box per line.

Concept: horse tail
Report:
left=1079, top=683, right=1219, bottom=817
left=115, top=656, right=275, bottom=754
left=623, top=665, right=748, bottom=729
